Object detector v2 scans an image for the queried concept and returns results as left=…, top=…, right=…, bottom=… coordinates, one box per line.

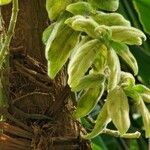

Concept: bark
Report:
left=0, top=0, right=91, bottom=149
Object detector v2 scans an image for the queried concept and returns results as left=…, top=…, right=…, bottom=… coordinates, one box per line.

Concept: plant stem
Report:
left=0, top=8, right=6, bottom=48
left=0, top=0, right=19, bottom=68
left=102, top=129, right=141, bottom=138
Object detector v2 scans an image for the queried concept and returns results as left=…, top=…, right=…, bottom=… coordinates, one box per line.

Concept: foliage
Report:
left=0, top=0, right=150, bottom=149
left=132, top=0, right=150, bottom=35
left=44, top=0, right=150, bottom=144
left=119, top=0, right=150, bottom=86
left=0, top=0, right=12, bottom=6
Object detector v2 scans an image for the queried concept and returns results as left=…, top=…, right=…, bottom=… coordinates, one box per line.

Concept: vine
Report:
left=0, top=0, right=19, bottom=68
left=44, top=0, right=150, bottom=139
left=0, top=0, right=22, bottom=129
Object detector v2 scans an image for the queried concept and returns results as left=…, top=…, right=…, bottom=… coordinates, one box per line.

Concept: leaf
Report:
left=131, top=46, right=150, bottom=86
left=133, top=84, right=150, bottom=103
left=111, top=41, right=138, bottom=75
left=72, top=74, right=105, bottom=92
left=91, top=136, right=108, bottom=150
left=46, top=0, right=71, bottom=20
left=45, top=13, right=69, bottom=60
left=45, top=13, right=76, bottom=62
left=129, top=139, right=140, bottom=150
left=107, top=87, right=130, bottom=134
left=66, top=2, right=96, bottom=15
left=80, top=118, right=93, bottom=129
left=133, top=84, right=150, bottom=93
left=101, top=136, right=123, bottom=150
left=70, top=36, right=91, bottom=60
left=137, top=99, right=150, bottom=138
left=107, top=48, right=121, bottom=91
left=47, top=31, right=80, bottom=79
left=132, top=0, right=150, bottom=35
left=92, top=46, right=108, bottom=74
left=82, top=102, right=110, bottom=139
left=0, top=0, right=12, bottom=5
left=91, top=11, right=130, bottom=26
left=68, top=39, right=103, bottom=88
left=124, top=88, right=141, bottom=105
left=65, top=15, right=99, bottom=38
left=94, top=25, right=112, bottom=40
left=88, top=0, right=119, bottom=11
left=74, top=85, right=105, bottom=119
left=120, top=71, right=135, bottom=88
left=137, top=137, right=148, bottom=150
left=42, top=23, right=55, bottom=45
left=110, top=26, right=146, bottom=45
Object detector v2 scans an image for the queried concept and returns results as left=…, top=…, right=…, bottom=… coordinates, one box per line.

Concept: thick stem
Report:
left=1, top=0, right=91, bottom=149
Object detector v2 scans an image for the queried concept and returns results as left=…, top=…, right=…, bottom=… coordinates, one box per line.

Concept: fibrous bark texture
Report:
left=0, top=1, right=91, bottom=149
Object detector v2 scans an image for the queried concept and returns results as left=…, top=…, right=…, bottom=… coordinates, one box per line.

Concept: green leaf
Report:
left=66, top=2, right=96, bottom=15
left=110, top=26, right=146, bottom=45
left=137, top=137, right=148, bottom=150
left=107, top=87, right=130, bottom=134
left=45, top=13, right=69, bottom=60
left=137, top=99, right=150, bottom=138
left=67, top=39, right=103, bottom=88
left=0, top=0, right=12, bottom=5
left=47, top=31, right=80, bottom=79
left=94, top=25, right=112, bottom=40
left=88, top=0, right=119, bottom=11
left=132, top=0, right=150, bottom=35
left=133, top=84, right=150, bottom=93
left=46, top=0, right=71, bottom=20
left=80, top=118, right=93, bottom=129
left=107, top=48, right=121, bottom=91
left=124, top=87, right=141, bottom=105
left=92, top=47, right=108, bottom=74
left=111, top=41, right=138, bottom=75
left=91, top=11, right=130, bottom=27
left=120, top=71, right=135, bottom=88
left=72, top=74, right=105, bottom=92
left=42, top=23, right=55, bottom=45
left=101, top=136, right=123, bottom=150
left=65, top=15, right=99, bottom=38
left=133, top=84, right=150, bottom=103
left=45, top=12, right=74, bottom=62
left=74, top=84, right=105, bottom=118
left=82, top=102, right=110, bottom=139
left=91, top=136, right=108, bottom=150
left=129, top=139, right=140, bottom=150
left=131, top=46, right=150, bottom=85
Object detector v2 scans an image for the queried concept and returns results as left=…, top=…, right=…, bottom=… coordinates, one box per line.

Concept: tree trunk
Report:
left=0, top=0, right=91, bottom=149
